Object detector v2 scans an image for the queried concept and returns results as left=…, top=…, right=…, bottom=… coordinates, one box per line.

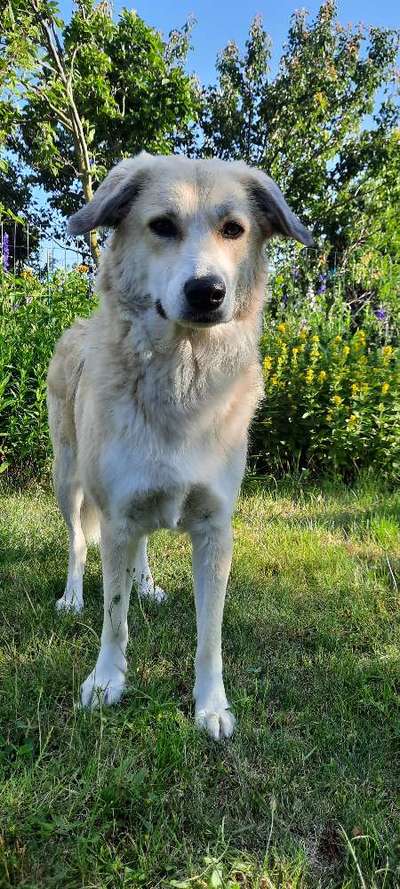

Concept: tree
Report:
left=0, top=32, right=42, bottom=268
left=1, top=0, right=200, bottom=261
left=200, top=2, right=399, bottom=257
left=0, top=158, right=45, bottom=271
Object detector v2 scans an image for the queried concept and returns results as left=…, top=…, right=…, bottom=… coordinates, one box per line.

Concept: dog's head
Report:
left=69, top=153, right=313, bottom=328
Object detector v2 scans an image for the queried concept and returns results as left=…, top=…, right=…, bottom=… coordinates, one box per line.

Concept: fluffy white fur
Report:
left=47, top=153, right=312, bottom=739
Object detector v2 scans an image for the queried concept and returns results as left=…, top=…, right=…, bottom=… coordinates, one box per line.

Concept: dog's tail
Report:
left=81, top=497, right=101, bottom=544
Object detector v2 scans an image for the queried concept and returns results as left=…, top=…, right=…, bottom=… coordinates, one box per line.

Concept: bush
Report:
left=1, top=266, right=399, bottom=483
left=0, top=268, right=94, bottom=478
left=252, top=289, right=400, bottom=481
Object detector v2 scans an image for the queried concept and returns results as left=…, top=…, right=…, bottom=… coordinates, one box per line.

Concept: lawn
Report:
left=0, top=479, right=399, bottom=888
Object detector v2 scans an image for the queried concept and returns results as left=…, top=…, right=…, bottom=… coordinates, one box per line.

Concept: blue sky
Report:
left=59, top=0, right=399, bottom=82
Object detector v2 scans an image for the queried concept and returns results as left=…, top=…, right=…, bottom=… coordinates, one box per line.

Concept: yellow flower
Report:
left=318, top=370, right=327, bottom=383
left=277, top=322, right=286, bottom=334
left=277, top=343, right=288, bottom=369
left=77, top=263, right=89, bottom=273
left=305, top=368, right=314, bottom=385
left=347, top=413, right=358, bottom=428
left=353, top=330, right=366, bottom=351
left=342, top=345, right=350, bottom=358
left=299, top=328, right=308, bottom=340
left=334, top=335, right=342, bottom=345
left=292, top=347, right=299, bottom=357
left=312, top=335, right=319, bottom=343
left=351, top=383, right=359, bottom=396
left=382, top=345, right=393, bottom=365
left=271, top=375, right=278, bottom=387
left=382, top=382, right=390, bottom=395
left=263, top=356, right=273, bottom=372
left=331, top=395, right=343, bottom=406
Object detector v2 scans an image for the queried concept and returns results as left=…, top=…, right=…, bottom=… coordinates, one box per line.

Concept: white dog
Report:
left=47, top=153, right=312, bottom=739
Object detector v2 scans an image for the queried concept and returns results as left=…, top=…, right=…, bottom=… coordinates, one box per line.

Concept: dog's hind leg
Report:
left=54, top=446, right=87, bottom=614
left=129, top=536, right=166, bottom=603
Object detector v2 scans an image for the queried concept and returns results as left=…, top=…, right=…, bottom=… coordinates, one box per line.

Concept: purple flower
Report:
left=282, top=292, right=288, bottom=306
left=2, top=232, right=9, bottom=271
left=292, top=266, right=300, bottom=280
left=375, top=307, right=386, bottom=322
left=317, top=272, right=327, bottom=294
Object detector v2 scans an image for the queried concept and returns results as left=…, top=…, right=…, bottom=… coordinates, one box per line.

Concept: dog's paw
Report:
left=138, top=579, right=167, bottom=603
left=195, top=706, right=236, bottom=740
left=56, top=590, right=83, bottom=613
left=80, top=650, right=126, bottom=709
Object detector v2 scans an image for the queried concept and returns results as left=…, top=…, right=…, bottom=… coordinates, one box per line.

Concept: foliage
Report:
left=1, top=265, right=398, bottom=483
left=1, top=481, right=400, bottom=886
left=1, top=0, right=200, bottom=255
left=0, top=0, right=399, bottom=481
left=0, top=159, right=43, bottom=269
left=0, top=267, right=93, bottom=476
left=253, top=281, right=400, bottom=480
left=343, top=130, right=400, bottom=319
left=200, top=2, right=400, bottom=259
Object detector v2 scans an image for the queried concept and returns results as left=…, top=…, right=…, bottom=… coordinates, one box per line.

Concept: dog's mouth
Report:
left=181, top=310, right=225, bottom=327
left=156, top=300, right=225, bottom=328
left=156, top=300, right=167, bottom=320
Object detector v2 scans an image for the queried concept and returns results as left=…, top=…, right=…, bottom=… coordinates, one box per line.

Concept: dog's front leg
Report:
left=80, top=523, right=138, bottom=709
left=191, top=522, right=235, bottom=740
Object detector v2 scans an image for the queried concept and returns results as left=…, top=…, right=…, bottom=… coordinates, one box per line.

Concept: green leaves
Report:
left=2, top=0, right=199, bottom=221
left=200, top=1, right=399, bottom=257
left=255, top=288, right=400, bottom=481
left=0, top=268, right=95, bottom=478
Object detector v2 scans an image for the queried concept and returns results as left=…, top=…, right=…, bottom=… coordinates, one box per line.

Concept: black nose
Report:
left=184, top=275, right=226, bottom=312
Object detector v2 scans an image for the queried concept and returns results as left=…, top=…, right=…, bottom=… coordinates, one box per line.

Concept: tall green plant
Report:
left=252, top=293, right=400, bottom=480
left=0, top=268, right=93, bottom=476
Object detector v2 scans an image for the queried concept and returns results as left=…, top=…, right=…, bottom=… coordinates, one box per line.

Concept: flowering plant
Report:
left=252, top=292, right=400, bottom=480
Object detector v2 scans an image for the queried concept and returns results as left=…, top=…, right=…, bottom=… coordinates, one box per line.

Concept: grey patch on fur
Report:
left=127, top=491, right=165, bottom=521
left=68, top=171, right=149, bottom=235
left=119, top=289, right=153, bottom=315
left=246, top=177, right=314, bottom=247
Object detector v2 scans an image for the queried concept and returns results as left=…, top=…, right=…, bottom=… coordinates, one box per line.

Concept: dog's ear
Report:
left=68, top=152, right=151, bottom=236
left=246, top=169, right=314, bottom=247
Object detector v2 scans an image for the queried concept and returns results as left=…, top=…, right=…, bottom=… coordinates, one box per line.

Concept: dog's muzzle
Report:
left=183, top=275, right=226, bottom=325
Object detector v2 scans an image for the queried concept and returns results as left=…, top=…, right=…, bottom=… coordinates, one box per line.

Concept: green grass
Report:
left=1, top=478, right=399, bottom=888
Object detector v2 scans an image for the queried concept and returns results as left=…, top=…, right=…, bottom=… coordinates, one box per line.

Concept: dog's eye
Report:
left=149, top=217, right=178, bottom=238
left=221, top=221, right=245, bottom=239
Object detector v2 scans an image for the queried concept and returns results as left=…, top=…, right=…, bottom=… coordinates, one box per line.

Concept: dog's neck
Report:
left=92, top=258, right=265, bottom=426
